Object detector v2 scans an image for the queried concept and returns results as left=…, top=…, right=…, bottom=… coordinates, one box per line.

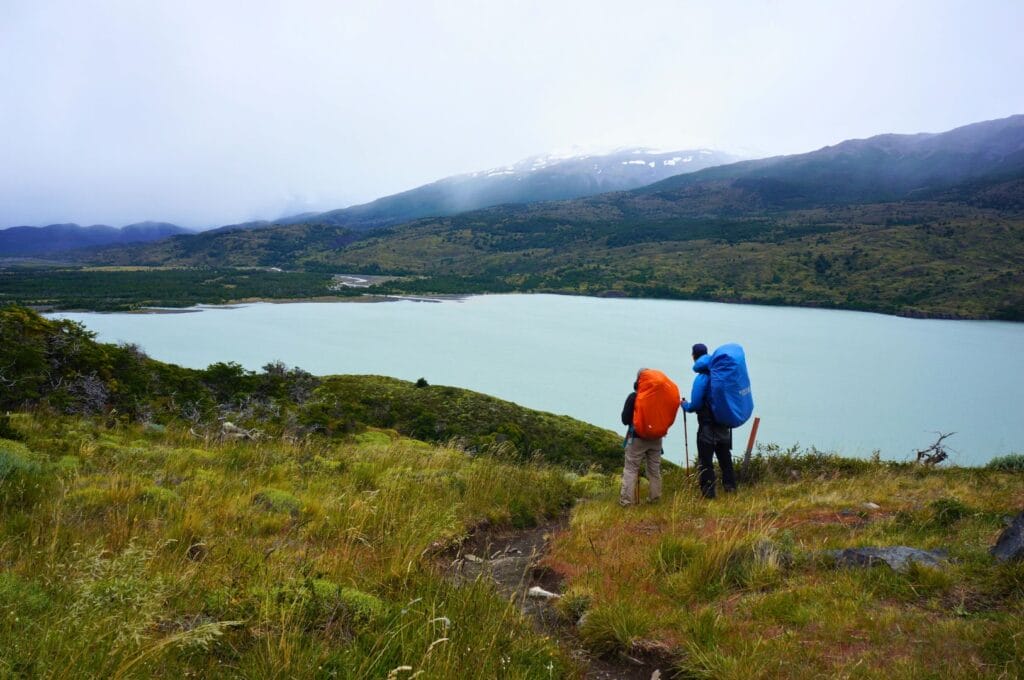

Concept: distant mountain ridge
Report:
left=270, top=147, right=739, bottom=231
left=0, top=221, right=192, bottom=257
left=69, top=114, right=1024, bottom=320
left=637, top=114, right=1024, bottom=210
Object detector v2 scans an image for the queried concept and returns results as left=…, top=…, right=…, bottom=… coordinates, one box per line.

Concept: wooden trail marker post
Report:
left=741, top=416, right=761, bottom=480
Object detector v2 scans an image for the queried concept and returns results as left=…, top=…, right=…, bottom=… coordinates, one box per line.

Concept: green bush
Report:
left=555, top=589, right=592, bottom=622
left=927, top=497, right=972, bottom=528
left=252, top=488, right=302, bottom=516
left=136, top=485, right=181, bottom=509
left=987, top=454, right=1024, bottom=472
left=261, top=579, right=386, bottom=633
left=742, top=443, right=878, bottom=484
left=0, top=572, right=52, bottom=616
left=578, top=600, right=652, bottom=655
left=653, top=535, right=703, bottom=573
left=0, top=414, right=23, bottom=441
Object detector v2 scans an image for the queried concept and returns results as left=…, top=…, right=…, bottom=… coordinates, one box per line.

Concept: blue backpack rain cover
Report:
left=708, top=343, right=754, bottom=428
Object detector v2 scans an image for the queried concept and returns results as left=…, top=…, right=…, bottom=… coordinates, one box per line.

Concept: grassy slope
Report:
left=548, top=459, right=1024, bottom=678
left=0, top=414, right=580, bottom=678
left=2, top=417, right=1021, bottom=678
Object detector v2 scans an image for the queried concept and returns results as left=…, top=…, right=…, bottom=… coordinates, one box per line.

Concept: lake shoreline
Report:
left=21, top=286, right=1016, bottom=322
left=46, top=293, right=1023, bottom=464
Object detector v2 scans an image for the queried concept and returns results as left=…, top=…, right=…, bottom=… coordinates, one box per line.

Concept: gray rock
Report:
left=991, top=512, right=1024, bottom=562
left=830, top=546, right=949, bottom=572
left=527, top=586, right=561, bottom=600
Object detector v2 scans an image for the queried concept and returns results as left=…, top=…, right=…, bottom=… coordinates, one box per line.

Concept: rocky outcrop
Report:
left=828, top=546, right=949, bottom=572
left=991, top=512, right=1024, bottom=562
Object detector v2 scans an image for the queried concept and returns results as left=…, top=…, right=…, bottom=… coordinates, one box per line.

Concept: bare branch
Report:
left=915, top=431, right=955, bottom=466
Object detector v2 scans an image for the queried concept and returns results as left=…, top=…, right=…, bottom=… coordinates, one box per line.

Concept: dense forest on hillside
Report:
left=0, top=267, right=348, bottom=311
left=14, top=198, right=1021, bottom=319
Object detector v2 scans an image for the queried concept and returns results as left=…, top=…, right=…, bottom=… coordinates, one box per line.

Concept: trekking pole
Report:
left=683, top=411, right=690, bottom=472
left=624, top=425, right=639, bottom=505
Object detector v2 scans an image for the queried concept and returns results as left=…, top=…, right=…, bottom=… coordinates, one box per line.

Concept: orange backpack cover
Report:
left=632, top=369, right=680, bottom=439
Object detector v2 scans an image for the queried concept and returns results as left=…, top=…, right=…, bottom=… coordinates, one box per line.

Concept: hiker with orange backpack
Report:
left=619, top=368, right=680, bottom=506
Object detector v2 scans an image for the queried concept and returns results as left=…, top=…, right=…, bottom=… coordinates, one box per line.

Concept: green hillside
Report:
left=0, top=306, right=622, bottom=470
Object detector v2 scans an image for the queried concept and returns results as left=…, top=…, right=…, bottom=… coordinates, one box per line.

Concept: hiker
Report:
left=681, top=343, right=737, bottom=498
left=620, top=368, right=679, bottom=506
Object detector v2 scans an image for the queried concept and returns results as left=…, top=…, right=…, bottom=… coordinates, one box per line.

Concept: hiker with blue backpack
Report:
left=681, top=343, right=754, bottom=499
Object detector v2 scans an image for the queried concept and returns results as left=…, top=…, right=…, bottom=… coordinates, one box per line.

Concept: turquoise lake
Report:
left=50, top=294, right=1024, bottom=466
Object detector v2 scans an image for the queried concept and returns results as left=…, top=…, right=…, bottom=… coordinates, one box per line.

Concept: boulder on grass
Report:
left=991, top=512, right=1024, bottom=562
left=830, top=546, right=948, bottom=572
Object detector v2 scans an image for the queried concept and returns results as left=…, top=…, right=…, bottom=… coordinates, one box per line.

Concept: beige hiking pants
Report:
left=619, top=436, right=663, bottom=505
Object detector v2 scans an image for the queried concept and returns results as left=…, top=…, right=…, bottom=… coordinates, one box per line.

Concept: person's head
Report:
left=691, top=343, right=708, bottom=362
left=634, top=367, right=648, bottom=390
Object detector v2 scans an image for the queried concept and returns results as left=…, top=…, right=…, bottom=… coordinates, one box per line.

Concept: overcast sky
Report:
left=2, top=0, right=1022, bottom=229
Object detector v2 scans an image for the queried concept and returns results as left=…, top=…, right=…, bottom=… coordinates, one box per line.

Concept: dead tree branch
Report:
left=915, top=431, right=955, bottom=466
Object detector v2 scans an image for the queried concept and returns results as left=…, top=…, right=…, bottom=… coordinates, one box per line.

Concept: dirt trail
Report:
left=442, top=518, right=674, bottom=680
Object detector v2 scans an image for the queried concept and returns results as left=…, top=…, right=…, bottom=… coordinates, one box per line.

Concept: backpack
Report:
left=632, top=369, right=680, bottom=438
left=708, top=343, right=754, bottom=428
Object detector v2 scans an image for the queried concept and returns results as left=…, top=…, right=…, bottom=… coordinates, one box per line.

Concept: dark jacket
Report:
left=621, top=391, right=637, bottom=427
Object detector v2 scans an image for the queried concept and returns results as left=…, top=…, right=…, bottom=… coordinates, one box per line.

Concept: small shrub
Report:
left=312, top=454, right=346, bottom=473
left=981, top=615, right=1024, bottom=675
left=556, top=589, right=593, bottom=622
left=252, top=488, right=302, bottom=516
left=742, top=442, right=875, bottom=484
left=0, top=414, right=24, bottom=441
left=0, top=572, right=52, bottom=616
left=685, top=605, right=725, bottom=650
left=904, top=561, right=955, bottom=597
left=928, top=497, right=972, bottom=528
left=568, top=471, right=613, bottom=498
left=0, top=439, right=49, bottom=508
left=987, top=453, right=1024, bottom=472
left=136, top=485, right=181, bottom=508
left=749, top=591, right=813, bottom=627
left=260, top=579, right=386, bottom=633
left=309, top=580, right=385, bottom=628
left=508, top=497, right=538, bottom=529
left=653, top=535, right=703, bottom=573
left=67, top=485, right=114, bottom=516
left=349, top=461, right=380, bottom=491
left=578, top=600, right=652, bottom=655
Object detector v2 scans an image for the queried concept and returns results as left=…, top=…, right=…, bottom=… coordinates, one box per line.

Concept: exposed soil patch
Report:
left=440, top=517, right=678, bottom=679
